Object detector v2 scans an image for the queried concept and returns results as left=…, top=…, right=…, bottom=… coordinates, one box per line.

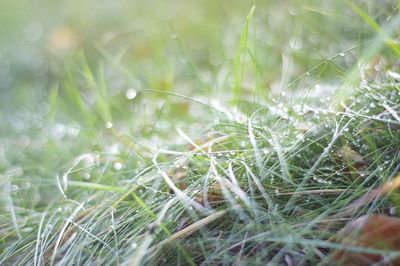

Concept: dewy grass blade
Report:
left=233, top=5, right=256, bottom=101
left=3, top=1, right=400, bottom=265
left=347, top=1, right=400, bottom=57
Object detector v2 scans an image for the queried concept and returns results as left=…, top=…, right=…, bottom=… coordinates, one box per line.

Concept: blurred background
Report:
left=0, top=0, right=399, bottom=207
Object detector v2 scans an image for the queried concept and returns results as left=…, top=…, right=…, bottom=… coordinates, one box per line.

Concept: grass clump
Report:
left=1, top=0, right=400, bottom=265
left=2, top=75, right=400, bottom=265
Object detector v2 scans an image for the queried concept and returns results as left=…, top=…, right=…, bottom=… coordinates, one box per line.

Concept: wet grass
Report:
left=1, top=0, right=400, bottom=265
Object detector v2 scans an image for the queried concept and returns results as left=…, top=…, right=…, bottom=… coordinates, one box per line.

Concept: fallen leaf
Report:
left=169, top=166, right=188, bottom=190
left=336, top=145, right=367, bottom=179
left=197, top=183, right=224, bottom=206
left=331, top=214, right=400, bottom=265
left=337, top=145, right=365, bottom=164
left=334, top=174, right=400, bottom=218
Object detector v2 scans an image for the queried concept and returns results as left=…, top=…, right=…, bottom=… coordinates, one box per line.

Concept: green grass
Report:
left=1, top=0, right=400, bottom=265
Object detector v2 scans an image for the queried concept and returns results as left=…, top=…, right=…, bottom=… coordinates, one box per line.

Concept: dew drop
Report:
left=113, top=162, right=123, bottom=171
left=105, top=122, right=113, bottom=129
left=82, top=173, right=91, bottom=180
left=126, top=88, right=137, bottom=100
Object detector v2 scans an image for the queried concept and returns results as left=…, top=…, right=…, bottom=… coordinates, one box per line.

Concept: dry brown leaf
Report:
left=329, top=175, right=400, bottom=265
left=334, top=174, right=400, bottom=218
left=331, top=214, right=400, bottom=265
left=197, top=183, right=224, bottom=206
left=335, top=145, right=367, bottom=179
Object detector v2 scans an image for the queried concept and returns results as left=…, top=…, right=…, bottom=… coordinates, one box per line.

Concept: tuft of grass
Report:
left=2, top=74, right=400, bottom=264
left=1, top=0, right=400, bottom=265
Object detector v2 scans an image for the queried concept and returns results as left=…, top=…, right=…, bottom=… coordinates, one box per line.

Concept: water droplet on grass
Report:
left=52, top=123, right=66, bottom=139
left=113, top=162, right=123, bottom=171
left=126, top=88, right=137, bottom=100
left=82, top=173, right=91, bottom=180
left=105, top=122, right=113, bottom=129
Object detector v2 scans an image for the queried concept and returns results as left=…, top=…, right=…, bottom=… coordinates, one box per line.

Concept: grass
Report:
left=1, top=0, right=400, bottom=265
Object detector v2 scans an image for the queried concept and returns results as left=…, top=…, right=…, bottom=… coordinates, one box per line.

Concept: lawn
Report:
left=1, top=0, right=400, bottom=265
